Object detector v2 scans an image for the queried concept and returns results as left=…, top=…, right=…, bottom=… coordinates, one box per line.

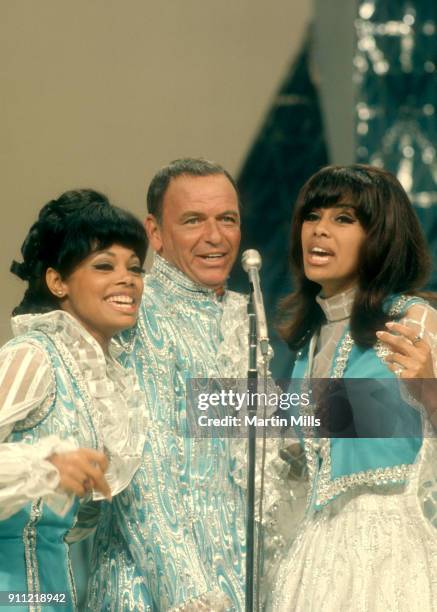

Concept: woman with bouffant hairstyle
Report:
left=279, top=164, right=431, bottom=349
left=0, top=189, right=147, bottom=611
left=270, top=165, right=437, bottom=610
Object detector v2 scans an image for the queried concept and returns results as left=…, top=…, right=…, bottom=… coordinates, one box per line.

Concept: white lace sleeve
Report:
left=398, top=302, right=437, bottom=425
left=0, top=342, right=53, bottom=439
left=0, top=342, right=76, bottom=519
left=401, top=303, right=437, bottom=530
left=400, top=302, right=437, bottom=373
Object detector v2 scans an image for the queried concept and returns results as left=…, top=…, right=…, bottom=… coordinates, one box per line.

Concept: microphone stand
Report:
left=245, top=292, right=257, bottom=612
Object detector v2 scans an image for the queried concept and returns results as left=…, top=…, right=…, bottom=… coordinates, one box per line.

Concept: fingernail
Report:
left=386, top=322, right=394, bottom=329
left=376, top=331, right=384, bottom=337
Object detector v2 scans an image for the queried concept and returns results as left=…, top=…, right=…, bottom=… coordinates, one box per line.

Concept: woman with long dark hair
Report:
left=0, top=190, right=147, bottom=611
left=270, top=165, right=437, bottom=610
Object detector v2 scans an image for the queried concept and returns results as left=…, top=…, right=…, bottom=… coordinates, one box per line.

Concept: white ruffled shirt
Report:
left=0, top=310, right=145, bottom=520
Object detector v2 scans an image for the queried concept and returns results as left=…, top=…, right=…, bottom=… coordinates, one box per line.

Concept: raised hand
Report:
left=376, top=321, right=436, bottom=427
left=376, top=321, right=434, bottom=379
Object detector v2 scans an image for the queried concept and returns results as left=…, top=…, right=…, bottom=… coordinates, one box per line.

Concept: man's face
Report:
left=146, top=174, right=241, bottom=291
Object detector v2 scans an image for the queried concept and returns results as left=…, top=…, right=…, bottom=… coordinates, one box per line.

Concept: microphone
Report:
left=242, top=249, right=270, bottom=358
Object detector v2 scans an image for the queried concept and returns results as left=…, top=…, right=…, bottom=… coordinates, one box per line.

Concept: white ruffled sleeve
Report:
left=0, top=342, right=76, bottom=519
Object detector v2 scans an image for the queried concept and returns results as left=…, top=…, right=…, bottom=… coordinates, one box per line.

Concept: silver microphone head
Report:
left=242, top=249, right=262, bottom=272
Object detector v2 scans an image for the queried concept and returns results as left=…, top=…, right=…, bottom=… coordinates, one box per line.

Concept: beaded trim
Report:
left=152, top=254, right=221, bottom=302
left=13, top=390, right=56, bottom=432
left=331, top=332, right=354, bottom=379
left=23, top=499, right=43, bottom=612
left=49, top=336, right=99, bottom=448
left=13, top=330, right=98, bottom=447
left=307, top=295, right=416, bottom=507
left=314, top=443, right=413, bottom=507
left=66, top=541, right=77, bottom=610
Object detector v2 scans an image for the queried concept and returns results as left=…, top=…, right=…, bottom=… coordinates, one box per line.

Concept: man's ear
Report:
left=144, top=215, right=163, bottom=254
left=45, top=268, right=68, bottom=299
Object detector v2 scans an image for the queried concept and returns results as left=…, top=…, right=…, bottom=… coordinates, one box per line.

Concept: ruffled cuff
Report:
left=170, top=589, right=232, bottom=611
left=0, top=435, right=77, bottom=520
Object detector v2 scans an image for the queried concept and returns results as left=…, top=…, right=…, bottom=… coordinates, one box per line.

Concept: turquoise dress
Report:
left=88, top=255, right=248, bottom=611
left=0, top=311, right=144, bottom=612
left=270, top=293, right=437, bottom=611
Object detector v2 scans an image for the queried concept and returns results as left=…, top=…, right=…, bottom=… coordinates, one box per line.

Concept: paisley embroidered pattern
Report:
left=89, top=255, right=247, bottom=611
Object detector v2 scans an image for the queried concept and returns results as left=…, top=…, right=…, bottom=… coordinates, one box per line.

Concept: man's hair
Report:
left=146, top=157, right=239, bottom=222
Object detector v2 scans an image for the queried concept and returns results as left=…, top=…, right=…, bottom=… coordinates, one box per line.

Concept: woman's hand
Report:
left=377, top=321, right=435, bottom=379
left=48, top=448, right=111, bottom=500
left=376, top=321, right=436, bottom=426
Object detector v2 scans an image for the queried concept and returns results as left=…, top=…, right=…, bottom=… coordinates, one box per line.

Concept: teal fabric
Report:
left=0, top=330, right=98, bottom=612
left=0, top=504, right=78, bottom=612
left=70, top=538, right=94, bottom=611
left=292, top=295, right=425, bottom=507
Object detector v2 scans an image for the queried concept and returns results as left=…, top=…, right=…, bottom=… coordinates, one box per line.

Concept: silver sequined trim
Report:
left=48, top=336, right=98, bottom=448
left=66, top=542, right=77, bottom=610
left=314, top=441, right=413, bottom=507
left=331, top=332, right=354, bottom=379
left=23, top=499, right=43, bottom=612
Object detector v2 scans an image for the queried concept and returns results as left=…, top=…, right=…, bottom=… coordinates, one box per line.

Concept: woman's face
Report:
left=53, top=243, right=144, bottom=348
left=301, top=205, right=366, bottom=297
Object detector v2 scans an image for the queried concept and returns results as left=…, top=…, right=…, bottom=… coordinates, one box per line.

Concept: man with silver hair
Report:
left=87, top=158, right=249, bottom=610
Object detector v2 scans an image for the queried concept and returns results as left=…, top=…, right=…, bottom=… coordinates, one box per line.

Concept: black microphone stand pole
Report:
left=245, top=291, right=257, bottom=612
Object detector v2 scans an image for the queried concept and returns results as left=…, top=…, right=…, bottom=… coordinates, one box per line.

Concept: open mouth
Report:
left=104, top=294, right=137, bottom=312
left=198, top=253, right=226, bottom=263
left=307, top=246, right=334, bottom=264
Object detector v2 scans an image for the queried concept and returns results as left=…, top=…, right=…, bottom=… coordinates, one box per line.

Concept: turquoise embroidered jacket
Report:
left=292, top=295, right=425, bottom=509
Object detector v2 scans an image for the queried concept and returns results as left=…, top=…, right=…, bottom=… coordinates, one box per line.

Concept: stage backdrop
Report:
left=1, top=0, right=312, bottom=345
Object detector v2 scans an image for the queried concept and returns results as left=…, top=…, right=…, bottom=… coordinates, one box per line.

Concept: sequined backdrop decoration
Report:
left=355, top=1, right=437, bottom=287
